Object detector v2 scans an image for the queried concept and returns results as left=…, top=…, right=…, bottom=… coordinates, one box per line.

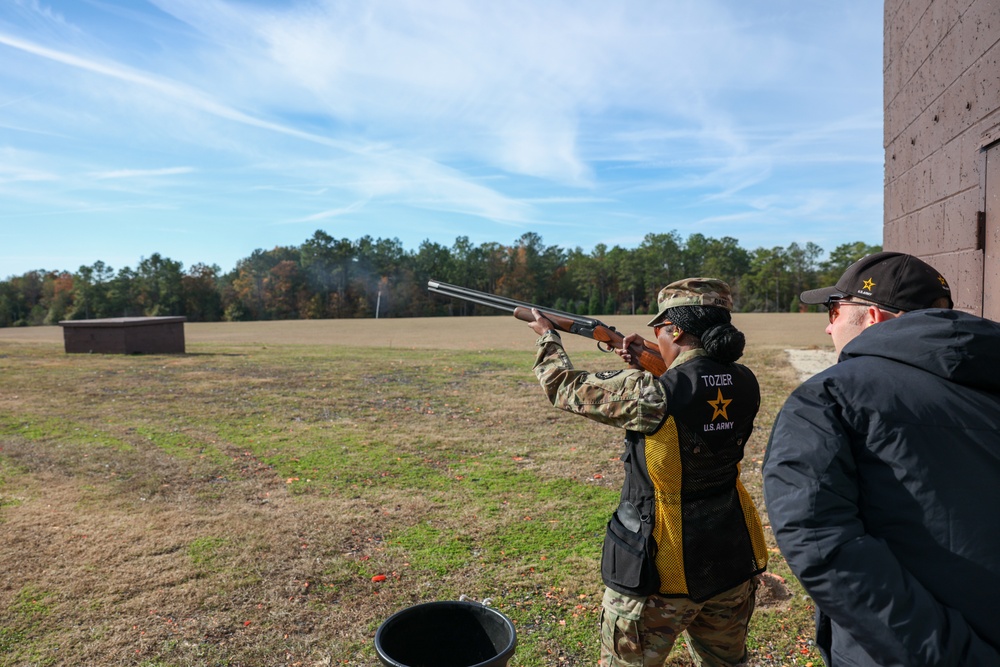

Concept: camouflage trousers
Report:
left=599, top=578, right=757, bottom=667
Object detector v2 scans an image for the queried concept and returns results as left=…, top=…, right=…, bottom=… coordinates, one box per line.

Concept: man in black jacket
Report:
left=762, top=252, right=1000, bottom=666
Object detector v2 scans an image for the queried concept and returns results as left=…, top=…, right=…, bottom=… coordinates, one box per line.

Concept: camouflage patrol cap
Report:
left=647, top=277, right=733, bottom=327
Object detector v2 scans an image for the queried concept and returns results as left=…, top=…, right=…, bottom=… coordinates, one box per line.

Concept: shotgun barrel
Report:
left=428, top=280, right=603, bottom=326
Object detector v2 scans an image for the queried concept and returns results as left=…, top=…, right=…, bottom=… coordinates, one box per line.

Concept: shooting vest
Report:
left=601, top=352, right=768, bottom=601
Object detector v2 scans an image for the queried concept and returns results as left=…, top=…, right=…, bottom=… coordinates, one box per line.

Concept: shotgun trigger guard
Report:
left=597, top=341, right=614, bottom=353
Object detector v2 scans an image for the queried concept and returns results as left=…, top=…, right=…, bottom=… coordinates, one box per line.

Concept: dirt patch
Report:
left=755, top=572, right=794, bottom=610
left=785, top=348, right=837, bottom=382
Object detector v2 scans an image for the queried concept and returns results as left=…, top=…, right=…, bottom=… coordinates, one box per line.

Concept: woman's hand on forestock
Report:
left=527, top=308, right=556, bottom=337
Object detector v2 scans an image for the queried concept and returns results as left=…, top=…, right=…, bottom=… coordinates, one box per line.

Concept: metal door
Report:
left=984, top=145, right=1000, bottom=321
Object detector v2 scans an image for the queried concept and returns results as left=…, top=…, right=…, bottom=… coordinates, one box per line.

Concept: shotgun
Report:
left=427, top=279, right=667, bottom=376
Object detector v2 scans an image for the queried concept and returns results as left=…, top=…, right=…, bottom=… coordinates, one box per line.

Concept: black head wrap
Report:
left=663, top=305, right=745, bottom=363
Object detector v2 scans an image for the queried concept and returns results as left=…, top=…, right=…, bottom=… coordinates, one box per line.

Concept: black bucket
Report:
left=375, top=600, right=517, bottom=667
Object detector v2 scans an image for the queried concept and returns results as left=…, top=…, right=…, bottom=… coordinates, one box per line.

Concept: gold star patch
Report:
left=708, top=388, right=732, bottom=421
left=862, top=278, right=875, bottom=291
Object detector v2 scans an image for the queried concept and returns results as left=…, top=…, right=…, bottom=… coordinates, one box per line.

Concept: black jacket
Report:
left=762, top=309, right=1000, bottom=666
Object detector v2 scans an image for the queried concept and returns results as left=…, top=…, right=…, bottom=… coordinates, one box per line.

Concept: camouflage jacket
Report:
left=532, top=331, right=700, bottom=433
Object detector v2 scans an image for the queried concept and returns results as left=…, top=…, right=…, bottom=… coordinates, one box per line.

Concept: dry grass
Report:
left=0, top=314, right=830, bottom=667
left=0, top=313, right=832, bottom=352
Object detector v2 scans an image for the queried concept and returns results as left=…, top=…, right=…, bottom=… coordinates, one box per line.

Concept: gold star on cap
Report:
left=862, top=278, right=875, bottom=290
left=707, top=388, right=732, bottom=421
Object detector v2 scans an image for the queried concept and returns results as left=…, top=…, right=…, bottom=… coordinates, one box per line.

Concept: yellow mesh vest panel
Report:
left=736, top=464, right=769, bottom=570
left=644, top=416, right=688, bottom=595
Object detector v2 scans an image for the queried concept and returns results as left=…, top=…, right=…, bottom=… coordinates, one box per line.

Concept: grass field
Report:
left=0, top=314, right=832, bottom=666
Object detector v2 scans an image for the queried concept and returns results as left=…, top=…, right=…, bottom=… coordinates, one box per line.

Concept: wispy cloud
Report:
left=0, top=31, right=364, bottom=153
left=91, top=166, right=196, bottom=180
left=0, top=165, right=57, bottom=184
left=283, top=199, right=368, bottom=224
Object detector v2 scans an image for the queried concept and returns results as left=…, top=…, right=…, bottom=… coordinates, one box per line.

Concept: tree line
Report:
left=0, top=230, right=880, bottom=327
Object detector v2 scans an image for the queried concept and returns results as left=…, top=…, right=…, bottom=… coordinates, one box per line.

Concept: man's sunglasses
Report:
left=823, top=298, right=898, bottom=324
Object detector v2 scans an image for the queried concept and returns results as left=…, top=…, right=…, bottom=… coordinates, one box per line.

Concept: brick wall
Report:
left=884, top=0, right=1000, bottom=314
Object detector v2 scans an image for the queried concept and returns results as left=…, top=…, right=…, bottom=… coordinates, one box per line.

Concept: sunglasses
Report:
left=824, top=300, right=869, bottom=324
left=652, top=321, right=675, bottom=334
left=824, top=299, right=898, bottom=324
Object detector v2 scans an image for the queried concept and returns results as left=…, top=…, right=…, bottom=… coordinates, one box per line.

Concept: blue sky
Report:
left=0, top=0, right=884, bottom=279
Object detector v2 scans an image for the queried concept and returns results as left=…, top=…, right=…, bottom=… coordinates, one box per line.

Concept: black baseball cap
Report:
left=800, top=251, right=953, bottom=311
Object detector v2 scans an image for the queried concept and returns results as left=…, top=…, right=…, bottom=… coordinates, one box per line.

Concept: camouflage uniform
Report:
left=599, top=580, right=757, bottom=667
left=532, top=278, right=764, bottom=667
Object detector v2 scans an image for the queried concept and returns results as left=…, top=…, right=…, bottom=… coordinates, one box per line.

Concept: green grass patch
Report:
left=0, top=412, right=133, bottom=451
left=188, top=536, right=228, bottom=570
left=0, top=627, right=27, bottom=654
left=130, top=425, right=230, bottom=465
left=11, top=586, right=54, bottom=619
left=392, top=522, right=476, bottom=576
